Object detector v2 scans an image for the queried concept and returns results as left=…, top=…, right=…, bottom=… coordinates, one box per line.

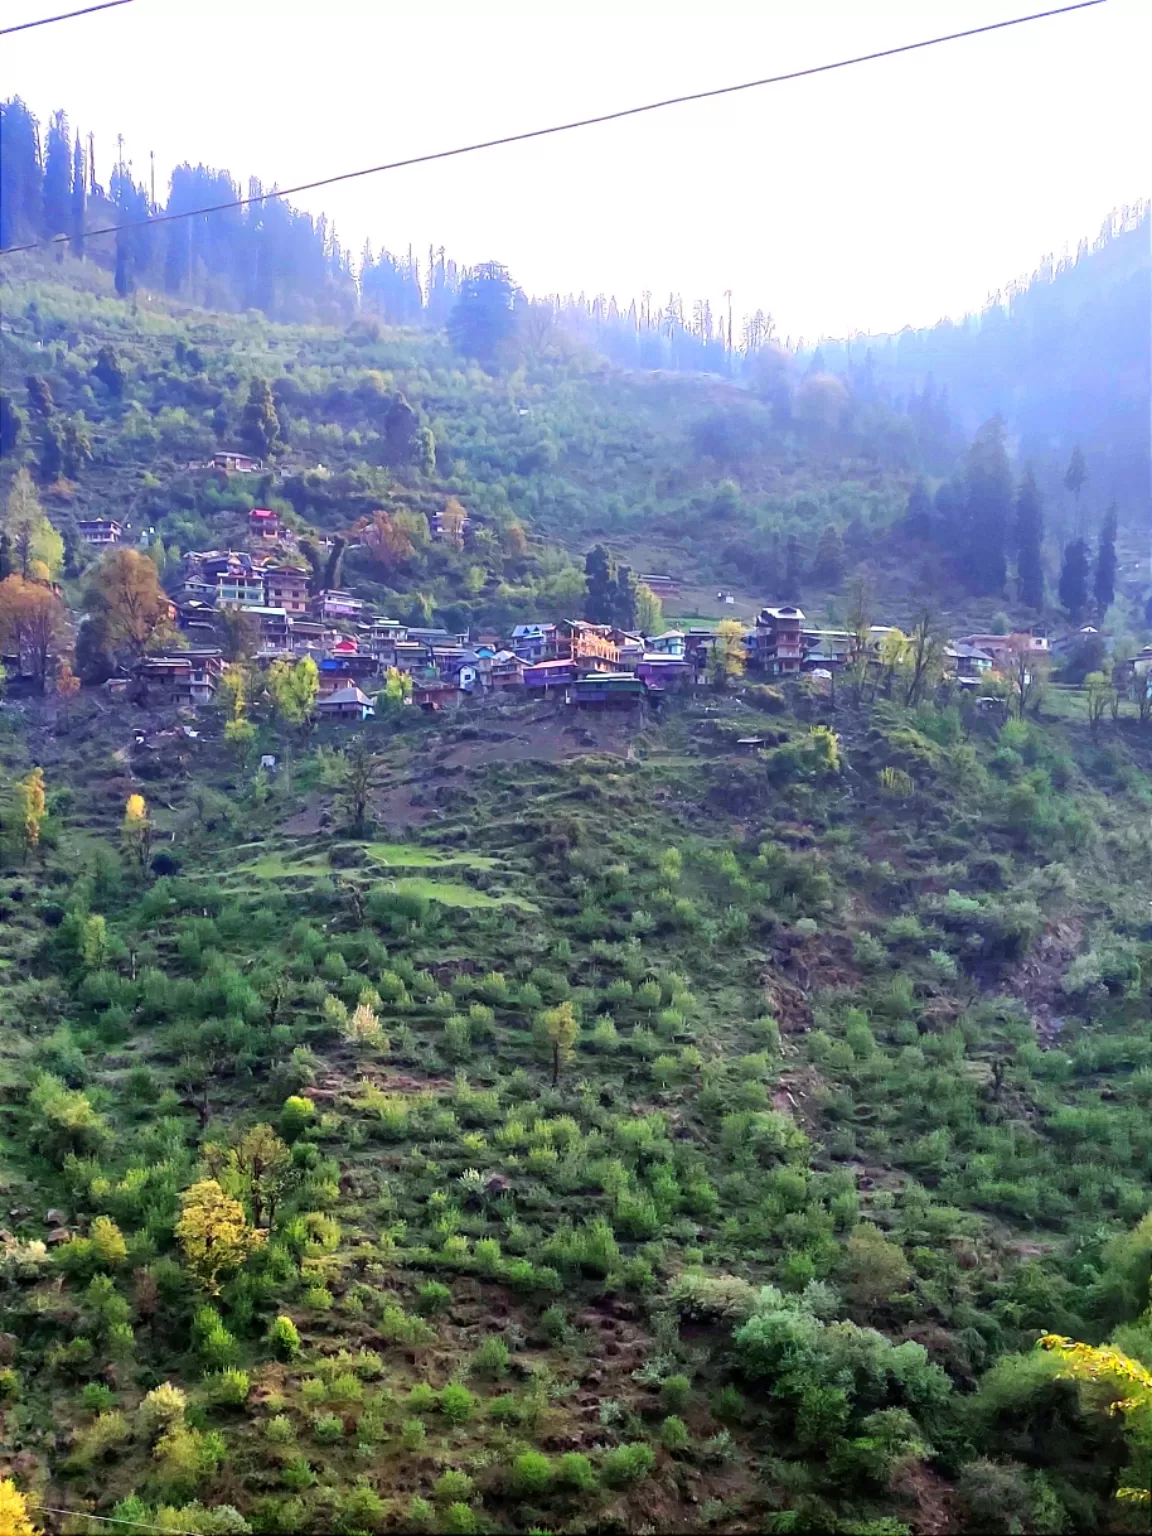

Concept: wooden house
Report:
left=570, top=673, right=650, bottom=707
left=315, top=685, right=375, bottom=721
left=750, top=606, right=805, bottom=676
left=211, top=450, right=262, bottom=473
left=76, top=517, right=123, bottom=547
left=263, top=565, right=310, bottom=615
left=248, top=507, right=280, bottom=540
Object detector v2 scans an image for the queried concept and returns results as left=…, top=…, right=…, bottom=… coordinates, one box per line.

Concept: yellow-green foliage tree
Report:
left=267, top=654, right=319, bottom=730
left=1039, top=1334, right=1151, bottom=1508
left=709, top=620, right=746, bottom=689
left=121, top=793, right=151, bottom=872
left=16, top=767, right=46, bottom=861
left=0, top=1478, right=39, bottom=1535
left=175, top=1179, right=264, bottom=1294
left=2, top=467, right=63, bottom=579
left=206, top=1123, right=293, bottom=1229
left=536, top=1001, right=580, bottom=1086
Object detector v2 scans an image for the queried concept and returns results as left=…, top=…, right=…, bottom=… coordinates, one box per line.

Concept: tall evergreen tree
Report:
left=447, top=263, right=518, bottom=367
left=1014, top=467, right=1045, bottom=611
left=42, top=110, right=72, bottom=240
left=812, top=523, right=844, bottom=587
left=782, top=534, right=805, bottom=599
left=0, top=98, right=43, bottom=248
left=1093, top=503, right=1117, bottom=621
left=240, top=378, right=281, bottom=460
left=613, top=563, right=639, bottom=629
left=71, top=131, right=86, bottom=254
left=1058, top=539, right=1090, bottom=622
left=961, top=416, right=1011, bottom=594
left=583, top=545, right=616, bottom=626
left=0, top=393, right=25, bottom=458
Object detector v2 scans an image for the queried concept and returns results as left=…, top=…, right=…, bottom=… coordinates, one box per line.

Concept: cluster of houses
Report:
left=125, top=563, right=1127, bottom=720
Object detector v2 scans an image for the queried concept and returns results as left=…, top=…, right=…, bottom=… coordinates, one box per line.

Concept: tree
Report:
left=812, top=523, right=844, bottom=588
left=1064, top=445, right=1088, bottom=532
left=1084, top=672, right=1114, bottom=740
left=121, top=793, right=151, bottom=872
left=267, top=655, right=318, bottom=731
left=214, top=606, right=260, bottom=663
left=0, top=576, right=68, bottom=690
left=239, top=377, right=280, bottom=460
left=1005, top=636, right=1050, bottom=718
left=709, top=620, right=747, bottom=689
left=902, top=479, right=932, bottom=540
left=25, top=377, right=53, bottom=419
left=71, top=130, right=86, bottom=254
left=43, top=111, right=72, bottom=240
left=0, top=392, right=26, bottom=457
left=93, top=345, right=126, bottom=398
left=175, top=1179, right=264, bottom=1294
left=537, top=1001, right=580, bottom=1086
left=330, top=735, right=379, bottom=832
left=16, top=767, right=47, bottom=861
left=1038, top=1335, right=1150, bottom=1511
left=207, top=1124, right=293, bottom=1230
left=74, top=615, right=116, bottom=685
left=84, top=548, right=172, bottom=658
left=1058, top=539, right=1090, bottom=622
left=1014, top=468, right=1045, bottom=611
left=613, top=563, right=639, bottom=629
left=904, top=608, right=943, bottom=706
left=961, top=416, right=1011, bottom=594
left=583, top=545, right=617, bottom=626
left=220, top=666, right=257, bottom=762
left=635, top=582, right=664, bottom=636
left=447, top=262, right=518, bottom=367
left=3, top=468, right=63, bottom=578
left=1094, top=503, right=1118, bottom=622
left=841, top=1223, right=912, bottom=1306
left=378, top=666, right=413, bottom=713
left=0, top=1478, right=38, bottom=1536
left=438, top=498, right=468, bottom=551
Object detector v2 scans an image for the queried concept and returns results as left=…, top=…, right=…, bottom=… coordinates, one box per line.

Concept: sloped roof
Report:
left=318, top=685, right=372, bottom=707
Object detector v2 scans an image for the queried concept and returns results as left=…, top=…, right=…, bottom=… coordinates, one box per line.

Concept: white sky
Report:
left=3, top=0, right=1148, bottom=340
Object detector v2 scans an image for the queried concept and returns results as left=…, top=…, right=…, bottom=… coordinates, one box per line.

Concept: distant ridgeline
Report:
left=813, top=206, right=1151, bottom=523
left=1, top=94, right=1146, bottom=526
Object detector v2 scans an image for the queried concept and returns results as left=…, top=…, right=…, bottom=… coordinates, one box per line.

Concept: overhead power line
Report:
left=0, top=0, right=1105, bottom=256
left=0, top=0, right=135, bottom=36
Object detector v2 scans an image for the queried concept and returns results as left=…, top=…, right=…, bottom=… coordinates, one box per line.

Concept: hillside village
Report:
left=5, top=488, right=1148, bottom=729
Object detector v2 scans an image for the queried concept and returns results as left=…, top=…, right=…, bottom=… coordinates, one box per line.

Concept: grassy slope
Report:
left=1, top=678, right=1150, bottom=1532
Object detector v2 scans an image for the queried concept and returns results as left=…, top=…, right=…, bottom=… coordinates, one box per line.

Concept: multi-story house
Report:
left=263, top=565, right=310, bottom=615
left=750, top=606, right=805, bottom=676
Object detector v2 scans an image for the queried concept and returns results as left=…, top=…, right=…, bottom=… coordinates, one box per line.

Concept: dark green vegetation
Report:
left=1, top=675, right=1152, bottom=1534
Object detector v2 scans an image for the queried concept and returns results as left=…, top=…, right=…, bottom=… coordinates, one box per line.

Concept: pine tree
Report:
left=1064, top=444, right=1087, bottom=509
left=782, top=534, right=804, bottom=600
left=43, top=109, right=72, bottom=240
left=1058, top=539, right=1090, bottom=622
left=71, top=132, right=86, bottom=254
left=961, top=416, right=1011, bottom=594
left=1093, top=503, right=1117, bottom=621
left=1014, top=467, right=1045, bottom=611
left=239, top=378, right=281, bottom=460
left=0, top=393, right=26, bottom=458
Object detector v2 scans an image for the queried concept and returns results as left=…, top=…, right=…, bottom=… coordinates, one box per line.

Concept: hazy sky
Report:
left=3, top=0, right=1147, bottom=339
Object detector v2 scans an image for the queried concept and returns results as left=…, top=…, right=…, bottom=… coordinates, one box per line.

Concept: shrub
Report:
left=266, top=1315, right=301, bottom=1361
left=660, top=1374, right=692, bottom=1414
left=416, top=1281, right=452, bottom=1316
left=661, top=1415, right=690, bottom=1452
left=280, top=1096, right=316, bottom=1142
left=472, top=1335, right=510, bottom=1380
left=510, top=1449, right=553, bottom=1495
left=557, top=1451, right=597, bottom=1491
left=401, top=1417, right=426, bottom=1451
left=433, top=1469, right=475, bottom=1503
left=137, top=1382, right=188, bottom=1440
left=264, top=1414, right=295, bottom=1444
left=203, top=1369, right=250, bottom=1407
left=601, top=1442, right=656, bottom=1487
left=311, top=1412, right=344, bottom=1444
left=439, top=1383, right=476, bottom=1424
left=442, top=1505, right=478, bottom=1536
